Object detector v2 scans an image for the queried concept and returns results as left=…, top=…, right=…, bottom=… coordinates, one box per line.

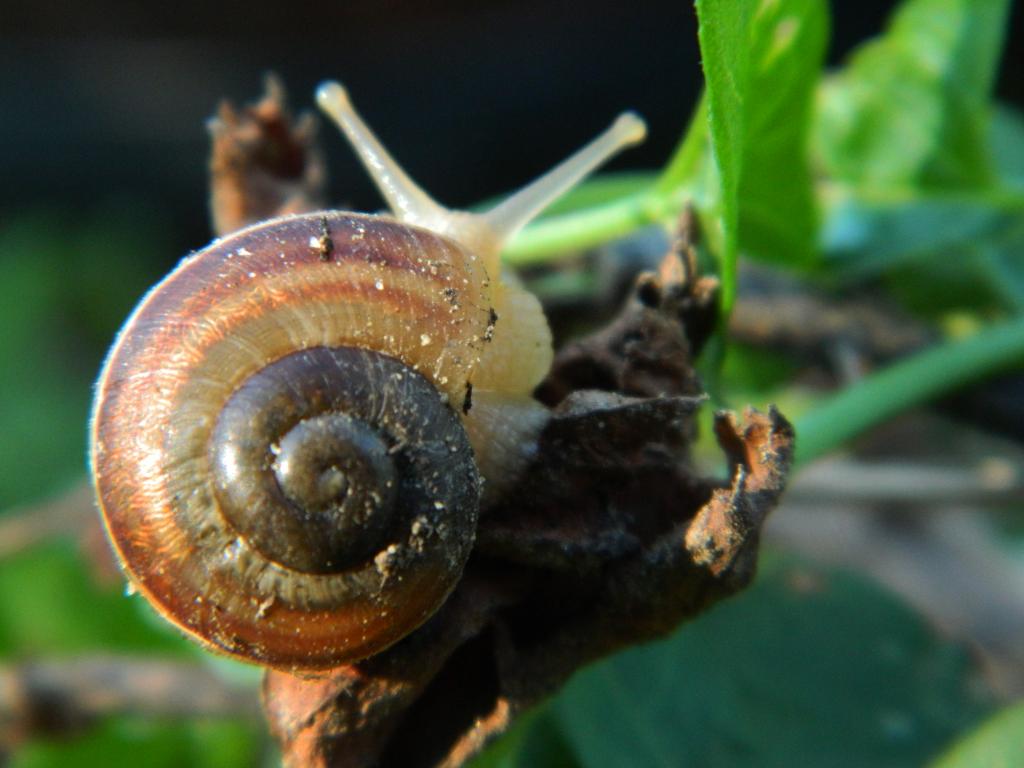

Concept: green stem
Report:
left=822, top=182, right=1024, bottom=212
left=503, top=188, right=685, bottom=267
left=794, top=315, right=1024, bottom=467
left=979, top=243, right=1024, bottom=312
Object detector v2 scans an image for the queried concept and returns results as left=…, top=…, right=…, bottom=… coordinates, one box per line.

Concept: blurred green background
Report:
left=2, top=0, right=1024, bottom=766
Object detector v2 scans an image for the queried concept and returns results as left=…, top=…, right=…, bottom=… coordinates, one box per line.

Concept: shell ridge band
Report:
left=90, top=80, right=646, bottom=669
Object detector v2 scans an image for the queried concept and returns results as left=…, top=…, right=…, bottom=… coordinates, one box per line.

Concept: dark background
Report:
left=2, top=0, right=1022, bottom=265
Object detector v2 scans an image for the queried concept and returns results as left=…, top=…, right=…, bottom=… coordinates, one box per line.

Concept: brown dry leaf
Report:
left=262, top=221, right=794, bottom=767
left=208, top=74, right=326, bottom=236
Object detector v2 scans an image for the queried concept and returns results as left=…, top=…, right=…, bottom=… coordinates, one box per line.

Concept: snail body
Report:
left=91, top=82, right=646, bottom=669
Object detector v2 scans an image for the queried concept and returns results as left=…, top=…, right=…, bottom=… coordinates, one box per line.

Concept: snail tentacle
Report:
left=316, top=80, right=647, bottom=272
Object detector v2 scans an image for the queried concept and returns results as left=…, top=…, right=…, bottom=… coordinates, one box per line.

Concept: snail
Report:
left=90, top=81, right=646, bottom=670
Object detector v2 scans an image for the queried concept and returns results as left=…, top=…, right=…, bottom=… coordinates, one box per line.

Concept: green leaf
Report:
left=468, top=708, right=580, bottom=768
left=990, top=105, right=1024, bottom=192
left=553, top=556, right=992, bottom=768
left=736, top=0, right=828, bottom=268
left=794, top=313, right=1024, bottom=466
left=820, top=185, right=1024, bottom=314
left=882, top=227, right=1024, bottom=317
left=816, top=0, right=1011, bottom=190
left=719, top=342, right=801, bottom=400
left=695, top=0, right=828, bottom=307
left=930, top=701, right=1024, bottom=767
left=696, top=0, right=754, bottom=302
left=0, top=543, right=194, bottom=656
left=821, top=188, right=1019, bottom=280
left=0, top=209, right=166, bottom=506
left=13, top=718, right=262, bottom=768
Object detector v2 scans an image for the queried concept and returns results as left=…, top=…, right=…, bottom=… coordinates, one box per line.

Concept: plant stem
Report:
left=503, top=188, right=686, bottom=266
left=794, top=315, right=1024, bottom=467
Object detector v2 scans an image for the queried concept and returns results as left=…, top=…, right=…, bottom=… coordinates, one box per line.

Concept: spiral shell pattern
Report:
left=91, top=212, right=492, bottom=668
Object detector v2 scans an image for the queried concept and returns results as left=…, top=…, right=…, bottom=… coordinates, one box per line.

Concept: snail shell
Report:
left=90, top=82, right=646, bottom=669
